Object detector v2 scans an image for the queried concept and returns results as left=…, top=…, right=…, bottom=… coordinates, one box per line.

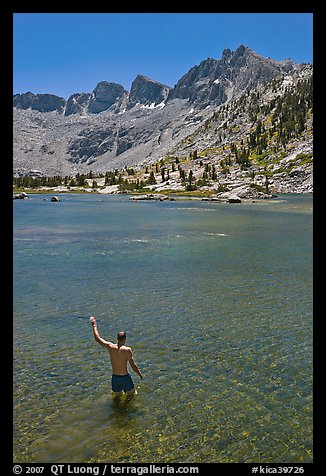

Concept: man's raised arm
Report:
left=90, top=316, right=110, bottom=348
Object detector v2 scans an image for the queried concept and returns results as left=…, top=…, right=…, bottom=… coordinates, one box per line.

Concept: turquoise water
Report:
left=13, top=193, right=313, bottom=463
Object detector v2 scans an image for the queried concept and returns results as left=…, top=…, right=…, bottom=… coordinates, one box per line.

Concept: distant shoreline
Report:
left=13, top=187, right=313, bottom=206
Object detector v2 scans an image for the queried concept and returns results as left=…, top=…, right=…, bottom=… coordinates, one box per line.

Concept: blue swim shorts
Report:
left=111, top=373, right=135, bottom=393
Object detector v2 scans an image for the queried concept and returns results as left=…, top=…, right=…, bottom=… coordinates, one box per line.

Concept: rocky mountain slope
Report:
left=13, top=44, right=313, bottom=194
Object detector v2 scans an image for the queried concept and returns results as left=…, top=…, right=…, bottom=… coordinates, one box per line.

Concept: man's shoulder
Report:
left=122, top=345, right=132, bottom=352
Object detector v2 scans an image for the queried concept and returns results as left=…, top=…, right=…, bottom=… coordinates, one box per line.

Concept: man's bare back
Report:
left=90, top=316, right=143, bottom=396
left=106, top=342, right=133, bottom=375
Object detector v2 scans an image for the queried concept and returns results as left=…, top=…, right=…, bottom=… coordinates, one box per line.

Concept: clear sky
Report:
left=13, top=13, right=313, bottom=100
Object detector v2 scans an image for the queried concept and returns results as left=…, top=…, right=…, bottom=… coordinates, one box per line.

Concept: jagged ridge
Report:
left=13, top=45, right=298, bottom=115
left=13, top=44, right=313, bottom=192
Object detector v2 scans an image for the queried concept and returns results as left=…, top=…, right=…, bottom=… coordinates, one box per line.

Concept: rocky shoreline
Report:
left=13, top=185, right=313, bottom=205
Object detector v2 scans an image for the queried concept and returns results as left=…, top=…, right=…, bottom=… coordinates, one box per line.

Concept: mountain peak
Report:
left=235, top=43, right=247, bottom=54
left=127, top=74, right=171, bottom=110
left=88, top=81, right=127, bottom=113
left=171, top=43, right=304, bottom=109
left=221, top=48, right=232, bottom=62
left=13, top=92, right=65, bottom=112
left=221, top=44, right=251, bottom=62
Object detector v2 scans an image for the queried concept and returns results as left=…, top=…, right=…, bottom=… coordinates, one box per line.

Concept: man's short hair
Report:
left=117, top=331, right=127, bottom=341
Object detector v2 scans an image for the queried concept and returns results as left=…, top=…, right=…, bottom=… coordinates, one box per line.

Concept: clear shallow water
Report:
left=13, top=193, right=313, bottom=463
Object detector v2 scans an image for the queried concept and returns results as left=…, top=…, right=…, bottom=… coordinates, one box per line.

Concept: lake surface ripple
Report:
left=13, top=194, right=313, bottom=463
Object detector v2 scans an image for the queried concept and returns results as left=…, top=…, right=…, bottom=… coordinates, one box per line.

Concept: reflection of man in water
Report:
left=90, top=316, right=143, bottom=398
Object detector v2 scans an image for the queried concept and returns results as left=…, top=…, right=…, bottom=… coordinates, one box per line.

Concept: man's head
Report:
left=117, top=331, right=127, bottom=343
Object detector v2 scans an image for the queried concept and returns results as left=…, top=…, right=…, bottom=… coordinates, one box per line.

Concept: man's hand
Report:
left=89, top=316, right=96, bottom=326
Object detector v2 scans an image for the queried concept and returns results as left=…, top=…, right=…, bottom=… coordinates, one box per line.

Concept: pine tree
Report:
left=147, top=171, right=156, bottom=185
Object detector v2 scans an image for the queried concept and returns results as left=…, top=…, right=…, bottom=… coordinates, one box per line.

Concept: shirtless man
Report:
left=90, top=316, right=143, bottom=398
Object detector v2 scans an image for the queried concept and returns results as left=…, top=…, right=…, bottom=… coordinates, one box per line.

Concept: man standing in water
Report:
left=90, top=316, right=143, bottom=398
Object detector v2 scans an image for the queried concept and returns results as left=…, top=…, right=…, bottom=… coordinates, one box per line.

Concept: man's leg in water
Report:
left=126, top=388, right=136, bottom=400
left=112, top=391, right=123, bottom=399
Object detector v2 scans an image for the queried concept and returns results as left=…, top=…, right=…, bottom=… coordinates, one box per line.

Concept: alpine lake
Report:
left=13, top=193, right=313, bottom=463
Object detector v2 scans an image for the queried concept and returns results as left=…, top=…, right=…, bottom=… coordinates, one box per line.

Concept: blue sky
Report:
left=13, top=13, right=313, bottom=99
